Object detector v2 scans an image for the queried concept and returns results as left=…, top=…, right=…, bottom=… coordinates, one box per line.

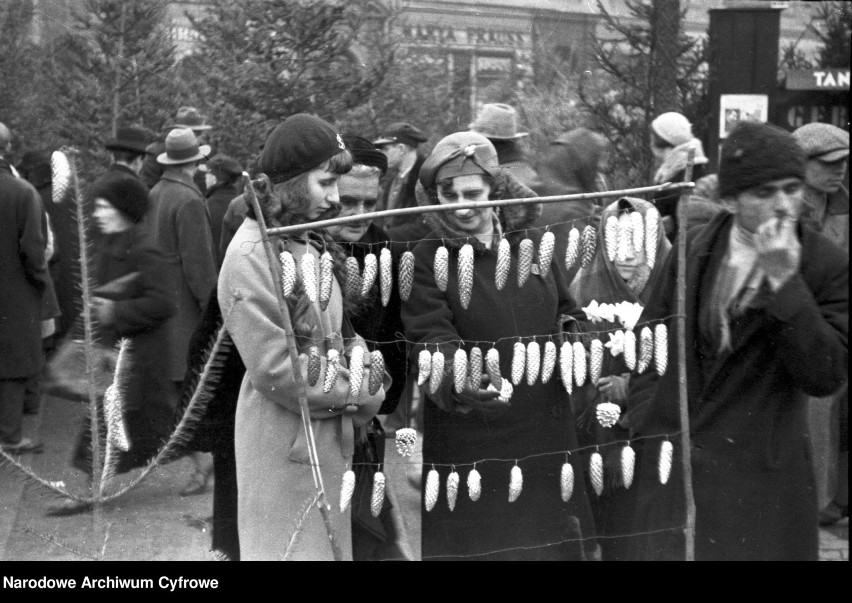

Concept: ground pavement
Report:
left=1, top=391, right=845, bottom=561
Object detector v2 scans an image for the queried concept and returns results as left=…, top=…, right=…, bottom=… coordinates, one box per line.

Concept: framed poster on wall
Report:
left=719, top=94, right=769, bottom=139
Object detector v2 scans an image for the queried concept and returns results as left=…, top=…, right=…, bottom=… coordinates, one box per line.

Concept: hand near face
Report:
left=755, top=214, right=800, bottom=291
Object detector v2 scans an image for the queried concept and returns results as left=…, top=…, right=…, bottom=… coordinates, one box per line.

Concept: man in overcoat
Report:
left=0, top=122, right=48, bottom=453
left=627, top=121, right=849, bottom=560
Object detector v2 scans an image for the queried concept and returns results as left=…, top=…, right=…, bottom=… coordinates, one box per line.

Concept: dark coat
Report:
left=401, top=170, right=599, bottom=560
left=205, top=181, right=239, bottom=269
left=219, top=193, right=248, bottom=259
left=380, top=153, right=430, bottom=244
left=73, top=227, right=177, bottom=474
left=0, top=159, right=48, bottom=379
left=627, top=211, right=849, bottom=561
left=145, top=168, right=218, bottom=381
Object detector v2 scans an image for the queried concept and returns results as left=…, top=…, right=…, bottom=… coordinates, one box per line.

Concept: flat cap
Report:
left=793, top=122, right=849, bottom=162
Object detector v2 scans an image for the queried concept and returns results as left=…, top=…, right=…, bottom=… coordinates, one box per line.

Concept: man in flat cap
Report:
left=794, top=121, right=849, bottom=529
left=372, top=122, right=429, bottom=243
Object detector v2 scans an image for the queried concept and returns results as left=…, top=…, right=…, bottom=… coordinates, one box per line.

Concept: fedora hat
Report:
left=157, top=128, right=211, bottom=166
left=105, top=125, right=149, bottom=154
left=372, top=122, right=428, bottom=148
left=468, top=103, right=529, bottom=140
left=166, top=106, right=212, bottom=131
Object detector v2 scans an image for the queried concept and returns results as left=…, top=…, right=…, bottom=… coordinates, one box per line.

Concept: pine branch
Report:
left=281, top=493, right=321, bottom=561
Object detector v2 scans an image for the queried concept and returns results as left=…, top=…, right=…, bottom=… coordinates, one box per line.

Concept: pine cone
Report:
left=453, top=348, right=468, bottom=394
left=425, top=468, right=440, bottom=512
left=458, top=243, right=474, bottom=309
left=434, top=245, right=449, bottom=292
left=307, top=346, right=322, bottom=387
left=339, top=469, right=356, bottom=513
left=319, top=251, right=334, bottom=311
left=604, top=215, right=619, bottom=262
left=379, top=247, right=393, bottom=307
left=526, top=341, right=541, bottom=386
left=560, top=341, right=573, bottom=394
left=280, top=251, right=297, bottom=297
left=508, top=465, right=523, bottom=502
left=467, top=468, right=482, bottom=502
left=398, top=251, right=415, bottom=302
left=345, top=256, right=362, bottom=300
left=446, top=471, right=460, bottom=512
left=560, top=462, right=575, bottom=502
left=485, top=347, right=502, bottom=390
left=468, top=346, right=483, bottom=392
left=103, top=384, right=130, bottom=452
left=659, top=440, right=673, bottom=485
left=370, top=471, right=386, bottom=517
left=654, top=323, right=668, bottom=375
left=589, top=451, right=604, bottom=497
left=348, top=345, right=365, bottom=399
left=623, top=329, right=637, bottom=371
left=645, top=207, right=659, bottom=269
left=541, top=341, right=557, bottom=384
left=621, top=444, right=636, bottom=489
left=580, top=225, right=597, bottom=269
left=487, top=377, right=513, bottom=402
left=395, top=428, right=417, bottom=457
left=495, top=238, right=511, bottom=291
left=360, top=252, right=378, bottom=298
left=637, top=326, right=653, bottom=374
left=589, top=338, right=603, bottom=385
left=50, top=150, right=72, bottom=204
left=429, top=349, right=445, bottom=395
left=417, top=349, right=432, bottom=386
left=596, top=401, right=621, bottom=428
left=572, top=341, right=587, bottom=388
left=538, top=231, right=555, bottom=277
left=565, top=227, right=580, bottom=272
left=631, top=211, right=645, bottom=258
left=511, top=341, right=526, bottom=386
left=322, top=349, right=340, bottom=394
left=300, top=252, right=318, bottom=304
left=368, top=349, right=384, bottom=396
left=517, top=238, right=534, bottom=287
left=617, top=211, right=633, bottom=263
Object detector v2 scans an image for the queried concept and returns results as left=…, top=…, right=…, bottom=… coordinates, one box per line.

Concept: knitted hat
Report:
left=792, top=122, right=849, bottom=162
left=343, top=135, right=387, bottom=175
left=651, top=112, right=693, bottom=147
left=90, top=172, right=150, bottom=223
left=373, top=122, right=428, bottom=148
left=259, top=114, right=347, bottom=184
left=469, top=103, right=529, bottom=140
left=419, top=131, right=498, bottom=189
left=157, top=128, right=211, bottom=165
left=718, top=121, right=806, bottom=198
left=105, top=125, right=149, bottom=154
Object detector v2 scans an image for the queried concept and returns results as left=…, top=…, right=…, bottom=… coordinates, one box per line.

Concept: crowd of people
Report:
left=0, top=100, right=848, bottom=561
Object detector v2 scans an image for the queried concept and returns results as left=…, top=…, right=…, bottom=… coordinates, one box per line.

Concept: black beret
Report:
left=259, top=114, right=347, bottom=184
left=718, top=121, right=806, bottom=199
left=90, top=172, right=150, bottom=223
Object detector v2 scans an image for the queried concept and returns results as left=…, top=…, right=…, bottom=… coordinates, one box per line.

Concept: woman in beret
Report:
left=401, top=131, right=600, bottom=560
left=217, top=114, right=387, bottom=560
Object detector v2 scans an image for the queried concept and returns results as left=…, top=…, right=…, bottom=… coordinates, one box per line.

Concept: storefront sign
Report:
left=786, top=69, right=850, bottom=91
left=405, top=25, right=528, bottom=48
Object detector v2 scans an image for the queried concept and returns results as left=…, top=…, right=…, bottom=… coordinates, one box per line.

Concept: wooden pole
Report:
left=267, top=182, right=694, bottom=237
left=676, top=148, right=697, bottom=561
left=242, top=174, right=345, bottom=561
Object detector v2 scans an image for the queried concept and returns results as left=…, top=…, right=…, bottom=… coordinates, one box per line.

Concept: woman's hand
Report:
left=596, top=374, right=628, bottom=406
left=91, top=296, right=116, bottom=327
left=453, top=373, right=511, bottom=417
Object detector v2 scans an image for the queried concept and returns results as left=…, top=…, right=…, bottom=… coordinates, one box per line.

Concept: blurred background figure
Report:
left=203, top=154, right=243, bottom=269
left=469, top=102, right=541, bottom=190
left=141, top=107, right=214, bottom=193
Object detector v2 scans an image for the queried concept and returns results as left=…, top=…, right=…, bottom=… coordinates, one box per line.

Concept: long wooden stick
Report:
left=242, top=174, right=344, bottom=561
left=677, top=149, right=697, bottom=561
left=267, top=181, right=694, bottom=236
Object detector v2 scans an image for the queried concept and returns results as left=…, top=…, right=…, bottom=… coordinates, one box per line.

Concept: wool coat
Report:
left=205, top=181, right=239, bottom=269
left=627, top=211, right=849, bottom=561
left=146, top=168, right=218, bottom=382
left=401, top=171, right=600, bottom=560
left=0, top=159, right=48, bottom=379
left=218, top=218, right=386, bottom=561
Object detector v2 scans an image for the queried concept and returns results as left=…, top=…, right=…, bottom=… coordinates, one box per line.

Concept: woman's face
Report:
left=436, top=174, right=493, bottom=235
left=304, top=165, right=342, bottom=221
left=93, top=198, right=133, bottom=234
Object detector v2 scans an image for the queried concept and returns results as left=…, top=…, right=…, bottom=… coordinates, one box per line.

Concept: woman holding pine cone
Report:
left=401, top=131, right=600, bottom=560
left=218, top=115, right=388, bottom=560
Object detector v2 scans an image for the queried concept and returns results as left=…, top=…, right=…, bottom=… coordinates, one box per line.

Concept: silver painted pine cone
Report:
left=446, top=471, right=460, bottom=512
left=339, top=469, right=356, bottom=513
left=345, top=256, right=361, bottom=299
left=458, top=243, right=474, bottom=309
left=322, top=349, right=340, bottom=394
left=425, top=468, right=440, bottom=512
left=596, top=401, right=621, bottom=428
left=621, top=444, right=636, bottom=489
left=368, top=349, right=385, bottom=396
left=485, top=347, right=502, bottom=390
left=434, top=245, right=449, bottom=292
left=572, top=341, right=587, bottom=388
left=659, top=440, right=673, bottom=485
left=429, top=349, right=445, bottom=395
left=307, top=346, right=322, bottom=387
left=467, top=468, right=482, bottom=502
left=565, top=227, right=580, bottom=271
left=361, top=252, right=378, bottom=298
left=495, top=238, right=511, bottom=291
left=300, top=252, right=318, bottom=304
left=654, top=322, right=668, bottom=375
left=508, top=465, right=523, bottom=503
left=453, top=348, right=468, bottom=394
left=348, top=345, right=365, bottom=399
left=637, top=326, right=653, bottom=374
left=605, top=215, right=619, bottom=262
left=623, top=329, right=637, bottom=371
left=379, top=247, right=393, bottom=307
left=645, top=207, right=659, bottom=269
left=560, top=341, right=573, bottom=394
left=398, top=251, right=414, bottom=302
left=395, top=428, right=417, bottom=457
left=280, top=251, right=296, bottom=297
left=511, top=341, right=526, bottom=386
left=370, top=471, right=386, bottom=517
left=319, top=251, right=334, bottom=311
left=580, top=225, right=596, bottom=269
left=517, top=238, right=534, bottom=287
left=560, top=462, right=575, bottom=502
left=526, top=341, right=541, bottom=386
left=590, top=451, right=604, bottom=496
left=589, top=338, right=603, bottom=385
left=417, top=349, right=432, bottom=386
left=538, top=231, right=555, bottom=277
left=541, top=341, right=557, bottom=384
left=468, top=346, right=483, bottom=392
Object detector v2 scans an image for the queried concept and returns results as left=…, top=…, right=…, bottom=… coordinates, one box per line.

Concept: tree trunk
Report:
left=650, top=0, right=681, bottom=114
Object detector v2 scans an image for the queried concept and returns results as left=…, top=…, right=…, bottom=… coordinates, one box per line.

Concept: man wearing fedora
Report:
left=469, top=102, right=541, bottom=191
left=105, top=125, right=150, bottom=180
left=146, top=128, right=219, bottom=495
left=372, top=121, right=430, bottom=243
left=141, top=106, right=214, bottom=192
